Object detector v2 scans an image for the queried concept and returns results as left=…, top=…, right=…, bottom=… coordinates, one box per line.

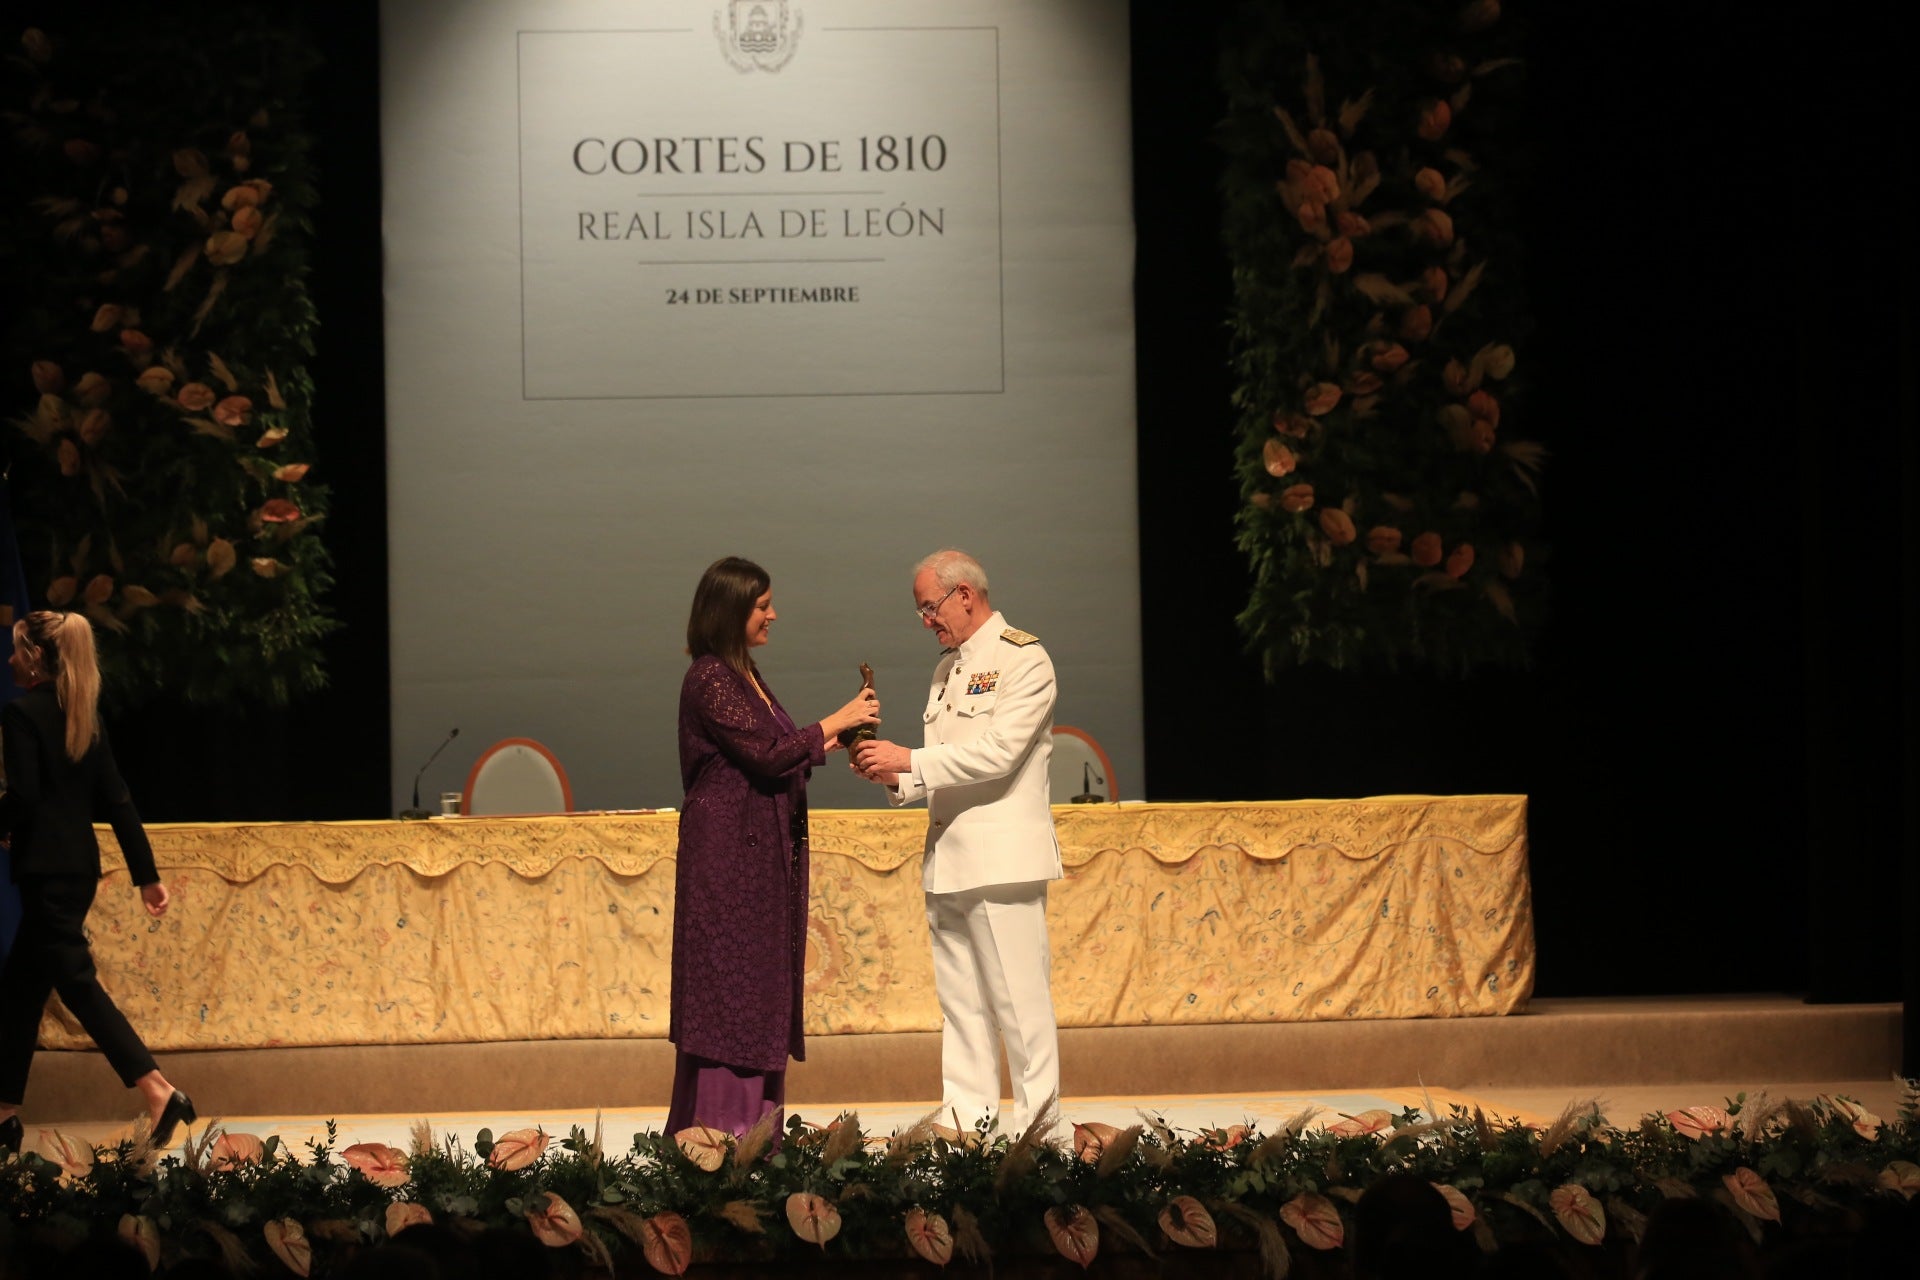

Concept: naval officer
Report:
left=853, top=549, right=1062, bottom=1136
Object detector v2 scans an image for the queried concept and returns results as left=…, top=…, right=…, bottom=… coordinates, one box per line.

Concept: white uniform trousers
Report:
left=925, top=880, right=1059, bottom=1136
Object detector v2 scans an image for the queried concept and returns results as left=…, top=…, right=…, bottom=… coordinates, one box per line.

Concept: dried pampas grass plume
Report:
left=731, top=1107, right=779, bottom=1178
left=887, top=1105, right=943, bottom=1165
left=1537, top=1099, right=1600, bottom=1160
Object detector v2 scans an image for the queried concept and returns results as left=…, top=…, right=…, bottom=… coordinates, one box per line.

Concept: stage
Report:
left=12, top=996, right=1903, bottom=1276
left=13, top=801, right=1906, bottom=1274
left=22, top=993, right=1903, bottom=1142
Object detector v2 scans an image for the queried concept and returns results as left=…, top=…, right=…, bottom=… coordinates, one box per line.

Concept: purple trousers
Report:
left=664, top=1050, right=785, bottom=1137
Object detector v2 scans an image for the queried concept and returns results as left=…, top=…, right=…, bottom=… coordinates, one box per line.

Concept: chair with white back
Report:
left=461, top=738, right=574, bottom=816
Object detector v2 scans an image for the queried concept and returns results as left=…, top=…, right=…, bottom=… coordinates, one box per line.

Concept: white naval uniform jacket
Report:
left=887, top=611, right=1064, bottom=894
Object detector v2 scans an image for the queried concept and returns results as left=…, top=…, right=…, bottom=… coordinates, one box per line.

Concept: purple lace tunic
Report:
left=669, top=655, right=825, bottom=1072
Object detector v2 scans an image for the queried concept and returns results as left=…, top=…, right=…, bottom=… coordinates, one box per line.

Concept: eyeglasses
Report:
left=914, top=584, right=959, bottom=621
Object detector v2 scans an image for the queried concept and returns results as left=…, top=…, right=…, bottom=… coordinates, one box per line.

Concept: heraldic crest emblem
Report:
left=715, top=1, right=803, bottom=73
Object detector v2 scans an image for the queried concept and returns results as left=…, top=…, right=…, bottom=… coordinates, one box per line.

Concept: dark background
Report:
left=1130, top=2, right=1913, bottom=1010
left=22, top=3, right=1912, bottom=1014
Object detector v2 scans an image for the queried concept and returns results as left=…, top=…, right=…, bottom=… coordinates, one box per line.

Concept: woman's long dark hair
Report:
left=685, top=556, right=770, bottom=676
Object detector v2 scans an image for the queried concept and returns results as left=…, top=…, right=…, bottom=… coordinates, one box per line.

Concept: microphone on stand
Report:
left=399, top=727, right=460, bottom=820
left=1071, top=760, right=1106, bottom=804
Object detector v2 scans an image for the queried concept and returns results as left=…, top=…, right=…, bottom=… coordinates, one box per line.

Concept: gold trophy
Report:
left=839, top=662, right=877, bottom=752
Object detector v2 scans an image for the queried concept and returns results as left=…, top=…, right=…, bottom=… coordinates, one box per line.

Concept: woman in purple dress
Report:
left=667, top=557, right=879, bottom=1136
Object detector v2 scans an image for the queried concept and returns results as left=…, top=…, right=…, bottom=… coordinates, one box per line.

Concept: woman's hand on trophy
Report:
left=824, top=687, right=880, bottom=745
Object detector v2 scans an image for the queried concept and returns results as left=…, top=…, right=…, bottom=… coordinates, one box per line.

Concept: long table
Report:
left=54, top=797, right=1534, bottom=1052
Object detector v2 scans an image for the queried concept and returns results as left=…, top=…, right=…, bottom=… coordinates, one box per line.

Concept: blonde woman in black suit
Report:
left=0, top=610, right=194, bottom=1150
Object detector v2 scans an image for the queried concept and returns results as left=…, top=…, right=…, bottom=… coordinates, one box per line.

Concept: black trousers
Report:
left=0, top=874, right=158, bottom=1104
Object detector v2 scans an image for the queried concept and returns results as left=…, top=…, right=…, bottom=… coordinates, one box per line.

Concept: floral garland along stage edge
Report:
left=4, top=19, right=333, bottom=705
left=1225, top=0, right=1542, bottom=674
left=5, top=1090, right=1919, bottom=1274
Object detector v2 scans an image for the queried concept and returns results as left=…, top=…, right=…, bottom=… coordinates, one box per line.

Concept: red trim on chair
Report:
left=1052, top=725, right=1117, bottom=801
left=460, top=737, right=574, bottom=816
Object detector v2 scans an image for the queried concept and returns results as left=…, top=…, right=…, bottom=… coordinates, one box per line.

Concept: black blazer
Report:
left=0, top=684, right=158, bottom=885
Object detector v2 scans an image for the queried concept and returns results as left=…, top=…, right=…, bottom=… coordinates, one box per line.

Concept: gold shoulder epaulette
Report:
left=1000, top=627, right=1039, bottom=647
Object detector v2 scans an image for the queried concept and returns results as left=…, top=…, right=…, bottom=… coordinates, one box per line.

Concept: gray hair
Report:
left=914, top=548, right=989, bottom=595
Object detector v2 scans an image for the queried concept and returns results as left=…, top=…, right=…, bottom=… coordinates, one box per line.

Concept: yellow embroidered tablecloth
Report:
left=49, top=797, right=1533, bottom=1051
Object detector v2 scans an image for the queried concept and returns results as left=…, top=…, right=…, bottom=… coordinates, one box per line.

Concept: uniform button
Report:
left=932, top=820, right=944, bottom=827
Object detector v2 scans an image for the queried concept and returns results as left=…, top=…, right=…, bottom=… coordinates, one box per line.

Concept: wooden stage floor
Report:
left=19, top=994, right=1904, bottom=1149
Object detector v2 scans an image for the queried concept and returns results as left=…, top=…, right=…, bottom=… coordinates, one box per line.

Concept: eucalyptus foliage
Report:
left=4, top=1091, right=1916, bottom=1274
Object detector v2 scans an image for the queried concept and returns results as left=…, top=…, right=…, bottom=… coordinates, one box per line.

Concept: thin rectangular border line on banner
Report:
left=514, top=24, right=1006, bottom=401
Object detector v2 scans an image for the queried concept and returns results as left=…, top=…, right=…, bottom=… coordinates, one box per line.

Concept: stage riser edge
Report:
left=22, top=997, right=1899, bottom=1123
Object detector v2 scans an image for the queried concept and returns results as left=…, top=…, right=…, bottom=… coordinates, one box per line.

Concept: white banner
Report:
left=520, top=18, right=1004, bottom=397
left=383, top=0, right=1140, bottom=812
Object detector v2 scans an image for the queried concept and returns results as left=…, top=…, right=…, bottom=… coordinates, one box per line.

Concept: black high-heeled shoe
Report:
left=0, top=1115, right=22, bottom=1153
left=150, top=1091, right=196, bottom=1148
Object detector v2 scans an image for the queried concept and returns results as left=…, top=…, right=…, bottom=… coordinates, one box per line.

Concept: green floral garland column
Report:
left=1224, top=0, right=1541, bottom=674
left=3, top=12, right=332, bottom=705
